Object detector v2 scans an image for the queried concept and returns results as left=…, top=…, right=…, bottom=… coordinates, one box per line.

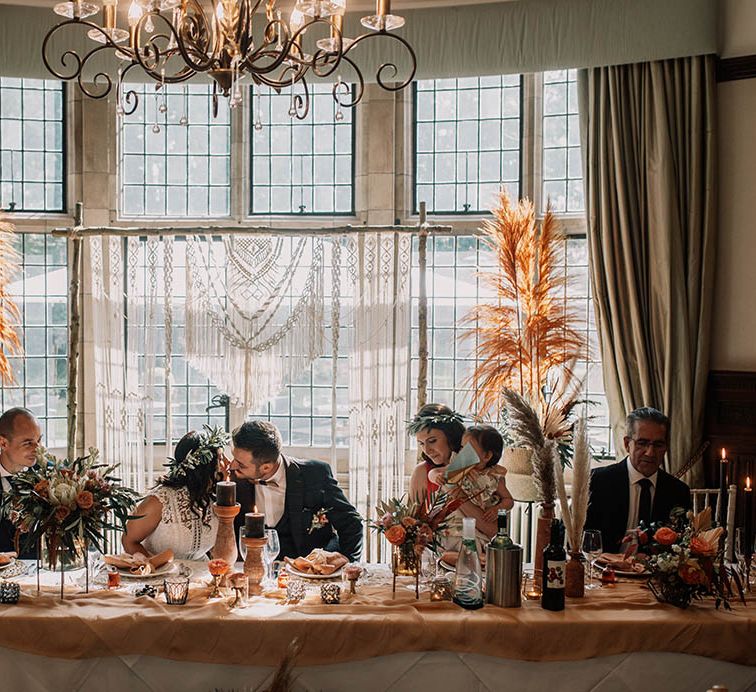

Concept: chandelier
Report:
left=42, top=0, right=416, bottom=119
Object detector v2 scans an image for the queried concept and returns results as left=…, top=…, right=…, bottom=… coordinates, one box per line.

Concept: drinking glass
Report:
left=734, top=528, right=754, bottom=588
left=238, top=530, right=247, bottom=562
left=581, top=530, right=603, bottom=590
left=263, top=529, right=280, bottom=586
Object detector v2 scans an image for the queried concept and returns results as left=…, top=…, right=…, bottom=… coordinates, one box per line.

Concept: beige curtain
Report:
left=578, top=55, right=717, bottom=483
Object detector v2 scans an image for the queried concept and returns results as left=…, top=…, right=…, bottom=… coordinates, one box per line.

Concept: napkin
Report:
left=0, top=551, right=17, bottom=566
left=444, top=443, right=480, bottom=484
left=103, top=549, right=174, bottom=575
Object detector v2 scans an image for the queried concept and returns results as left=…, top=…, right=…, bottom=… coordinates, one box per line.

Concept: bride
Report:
left=122, top=427, right=229, bottom=561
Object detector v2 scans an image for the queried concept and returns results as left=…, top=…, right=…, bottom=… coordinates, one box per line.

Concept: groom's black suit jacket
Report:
left=234, top=456, right=363, bottom=562
left=0, top=482, right=36, bottom=559
left=584, top=458, right=691, bottom=554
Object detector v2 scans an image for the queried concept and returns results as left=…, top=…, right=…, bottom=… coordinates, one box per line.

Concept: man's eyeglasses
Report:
left=631, top=438, right=667, bottom=451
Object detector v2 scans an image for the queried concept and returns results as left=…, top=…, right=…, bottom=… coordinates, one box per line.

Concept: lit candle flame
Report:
left=216, top=2, right=225, bottom=21
left=128, top=1, right=142, bottom=26
left=721, top=448, right=727, bottom=461
left=253, top=504, right=258, bottom=513
left=747, top=476, right=752, bottom=491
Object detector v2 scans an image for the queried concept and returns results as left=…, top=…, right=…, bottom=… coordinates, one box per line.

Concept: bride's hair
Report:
left=160, top=430, right=221, bottom=523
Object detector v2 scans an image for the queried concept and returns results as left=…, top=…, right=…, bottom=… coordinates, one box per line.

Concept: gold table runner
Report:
left=0, top=579, right=752, bottom=666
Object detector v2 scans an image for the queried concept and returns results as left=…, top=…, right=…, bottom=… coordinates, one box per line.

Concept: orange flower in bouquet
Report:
left=385, top=524, right=407, bottom=545
left=639, top=507, right=743, bottom=609
left=76, top=490, right=94, bottom=511
left=208, top=558, right=231, bottom=577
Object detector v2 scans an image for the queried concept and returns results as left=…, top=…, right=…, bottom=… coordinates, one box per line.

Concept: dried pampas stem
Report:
left=502, top=388, right=556, bottom=504
left=263, top=637, right=302, bottom=692
left=556, top=417, right=591, bottom=550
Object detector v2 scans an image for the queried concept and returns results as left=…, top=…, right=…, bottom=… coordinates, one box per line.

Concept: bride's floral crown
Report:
left=165, top=424, right=230, bottom=479
left=406, top=410, right=465, bottom=435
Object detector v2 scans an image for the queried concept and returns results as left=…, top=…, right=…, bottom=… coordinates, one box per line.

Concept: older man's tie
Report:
left=638, top=478, right=653, bottom=526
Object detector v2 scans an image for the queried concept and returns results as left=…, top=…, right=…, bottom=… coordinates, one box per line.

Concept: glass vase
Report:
left=41, top=534, right=86, bottom=572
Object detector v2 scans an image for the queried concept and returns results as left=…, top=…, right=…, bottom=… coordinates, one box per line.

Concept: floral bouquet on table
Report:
left=0, top=446, right=139, bottom=569
left=371, top=492, right=468, bottom=578
left=627, top=506, right=745, bottom=610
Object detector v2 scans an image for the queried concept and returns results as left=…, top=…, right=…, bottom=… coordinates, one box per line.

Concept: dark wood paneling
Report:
left=717, top=55, right=756, bottom=83
left=704, top=371, right=756, bottom=533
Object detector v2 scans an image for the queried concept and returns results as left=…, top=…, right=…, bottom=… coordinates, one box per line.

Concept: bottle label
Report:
left=546, top=560, right=565, bottom=589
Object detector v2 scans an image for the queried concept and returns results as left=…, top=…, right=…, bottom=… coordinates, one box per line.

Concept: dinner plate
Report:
left=437, top=558, right=455, bottom=572
left=594, top=559, right=648, bottom=578
left=0, top=557, right=16, bottom=571
left=118, top=561, right=178, bottom=579
left=285, top=564, right=343, bottom=580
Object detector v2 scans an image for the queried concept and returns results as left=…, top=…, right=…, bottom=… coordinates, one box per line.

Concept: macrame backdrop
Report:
left=90, top=236, right=147, bottom=491
left=348, top=232, right=411, bottom=563
left=184, top=234, right=330, bottom=411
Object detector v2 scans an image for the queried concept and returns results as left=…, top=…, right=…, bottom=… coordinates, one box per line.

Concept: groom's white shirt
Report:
left=257, top=457, right=287, bottom=528
left=0, top=459, right=12, bottom=493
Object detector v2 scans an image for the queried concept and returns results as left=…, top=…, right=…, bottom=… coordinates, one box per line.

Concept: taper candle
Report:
left=718, top=448, right=729, bottom=527
left=245, top=507, right=265, bottom=538
left=744, top=476, right=753, bottom=559
left=216, top=481, right=236, bottom=507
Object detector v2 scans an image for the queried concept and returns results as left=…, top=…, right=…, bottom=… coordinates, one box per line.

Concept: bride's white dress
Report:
left=142, top=485, right=218, bottom=561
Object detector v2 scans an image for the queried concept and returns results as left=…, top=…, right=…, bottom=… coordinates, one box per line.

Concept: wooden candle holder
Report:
left=242, top=536, right=268, bottom=596
left=211, top=503, right=241, bottom=566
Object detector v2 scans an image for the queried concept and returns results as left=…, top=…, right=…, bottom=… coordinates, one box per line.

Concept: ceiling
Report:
left=0, top=0, right=510, bottom=8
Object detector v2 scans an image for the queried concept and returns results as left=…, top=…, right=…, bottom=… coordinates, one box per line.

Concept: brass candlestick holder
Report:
left=211, top=503, right=241, bottom=566
left=242, top=535, right=268, bottom=596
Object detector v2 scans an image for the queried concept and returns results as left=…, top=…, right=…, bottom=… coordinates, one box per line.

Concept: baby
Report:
left=429, top=425, right=514, bottom=560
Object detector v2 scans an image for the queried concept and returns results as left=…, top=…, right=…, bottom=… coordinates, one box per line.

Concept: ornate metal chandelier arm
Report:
left=343, top=29, right=417, bottom=92
left=131, top=12, right=201, bottom=80
left=332, top=55, right=365, bottom=108
left=174, top=0, right=215, bottom=72
left=116, top=61, right=144, bottom=116
left=42, top=18, right=126, bottom=98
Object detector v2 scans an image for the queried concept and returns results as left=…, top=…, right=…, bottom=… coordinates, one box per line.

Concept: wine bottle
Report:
left=453, top=517, right=484, bottom=610
left=489, top=509, right=514, bottom=550
left=541, top=518, right=566, bottom=612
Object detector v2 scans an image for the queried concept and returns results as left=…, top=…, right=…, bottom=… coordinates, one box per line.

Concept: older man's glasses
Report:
left=631, top=438, right=667, bottom=451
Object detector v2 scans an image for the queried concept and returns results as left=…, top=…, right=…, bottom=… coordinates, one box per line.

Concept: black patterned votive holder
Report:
left=320, top=582, right=341, bottom=604
left=0, top=581, right=20, bottom=604
left=163, top=576, right=190, bottom=605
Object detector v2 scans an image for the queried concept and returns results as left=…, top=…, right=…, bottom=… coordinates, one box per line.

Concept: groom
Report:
left=230, top=420, right=362, bottom=563
left=0, top=407, right=42, bottom=557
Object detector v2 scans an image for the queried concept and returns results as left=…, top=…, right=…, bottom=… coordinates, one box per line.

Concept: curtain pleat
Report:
left=578, top=55, right=717, bottom=483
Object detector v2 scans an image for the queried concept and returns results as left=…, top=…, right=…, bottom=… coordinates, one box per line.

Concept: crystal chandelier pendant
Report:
left=134, top=0, right=181, bottom=9
left=54, top=2, right=99, bottom=19
left=360, top=13, right=404, bottom=31
left=88, top=26, right=130, bottom=44
left=295, top=0, right=346, bottom=19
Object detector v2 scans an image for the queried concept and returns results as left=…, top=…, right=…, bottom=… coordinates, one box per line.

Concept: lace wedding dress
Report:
left=142, top=486, right=218, bottom=561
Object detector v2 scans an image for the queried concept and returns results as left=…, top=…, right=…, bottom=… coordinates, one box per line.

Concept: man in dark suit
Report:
left=0, top=407, right=42, bottom=557
left=584, top=407, right=691, bottom=554
left=230, top=420, right=362, bottom=562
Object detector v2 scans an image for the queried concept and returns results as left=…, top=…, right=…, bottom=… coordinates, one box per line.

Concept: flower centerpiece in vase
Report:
left=632, top=506, right=745, bottom=609
left=0, top=446, right=139, bottom=594
left=371, top=493, right=463, bottom=598
left=462, top=191, right=589, bottom=589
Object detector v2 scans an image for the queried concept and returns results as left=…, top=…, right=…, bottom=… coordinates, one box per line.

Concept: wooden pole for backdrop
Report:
left=66, top=202, right=83, bottom=462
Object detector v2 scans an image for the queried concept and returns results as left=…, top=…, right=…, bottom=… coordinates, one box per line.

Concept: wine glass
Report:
left=263, top=528, right=280, bottom=586
left=238, top=530, right=247, bottom=563
left=581, top=530, right=603, bottom=590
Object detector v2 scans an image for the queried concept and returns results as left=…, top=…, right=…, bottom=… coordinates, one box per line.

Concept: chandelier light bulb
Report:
left=128, top=1, right=143, bottom=25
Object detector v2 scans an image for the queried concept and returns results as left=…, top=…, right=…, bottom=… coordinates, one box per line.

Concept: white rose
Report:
left=49, top=481, right=78, bottom=508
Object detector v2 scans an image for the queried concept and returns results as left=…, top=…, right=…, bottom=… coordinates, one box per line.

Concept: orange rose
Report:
left=385, top=524, right=407, bottom=545
left=679, top=560, right=707, bottom=586
left=76, top=490, right=94, bottom=510
left=690, top=536, right=717, bottom=557
left=33, top=480, right=49, bottom=497
left=653, top=527, right=678, bottom=546
left=208, top=558, right=231, bottom=577
left=401, top=516, right=418, bottom=528
left=55, top=506, right=70, bottom=522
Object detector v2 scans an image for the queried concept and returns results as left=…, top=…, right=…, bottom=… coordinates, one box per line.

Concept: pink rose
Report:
left=380, top=512, right=394, bottom=529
